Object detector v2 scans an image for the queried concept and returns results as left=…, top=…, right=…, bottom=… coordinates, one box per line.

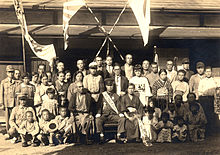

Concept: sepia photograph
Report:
left=0, top=0, right=220, bottom=154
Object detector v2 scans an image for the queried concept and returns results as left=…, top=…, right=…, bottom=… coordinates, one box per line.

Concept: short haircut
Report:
left=31, top=72, right=38, bottom=77
left=57, top=71, right=65, bottom=76
left=106, top=55, right=113, bottom=59
left=174, top=94, right=183, bottom=100
left=151, top=62, right=158, bottom=66
left=57, top=61, right=64, bottom=65
left=59, top=106, right=67, bottom=111
left=205, top=66, right=212, bottom=71
left=46, top=88, right=55, bottom=94
left=26, top=111, right=33, bottom=116
left=187, top=92, right=196, bottom=99
left=38, top=64, right=46, bottom=68
left=177, top=69, right=186, bottom=75
left=128, top=83, right=135, bottom=88
left=159, top=69, right=167, bottom=75
left=113, top=62, right=121, bottom=68
left=14, top=69, right=20, bottom=72
left=41, top=109, right=50, bottom=114
left=166, top=59, right=173, bottom=63
left=22, top=72, right=31, bottom=79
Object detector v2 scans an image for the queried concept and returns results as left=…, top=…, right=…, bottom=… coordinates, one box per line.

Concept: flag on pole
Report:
left=13, top=0, right=56, bottom=67
left=129, top=0, right=151, bottom=46
left=153, top=46, right=160, bottom=70
left=63, top=0, right=85, bottom=50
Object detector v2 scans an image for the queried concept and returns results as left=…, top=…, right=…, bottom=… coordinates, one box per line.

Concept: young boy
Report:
left=8, top=94, right=36, bottom=143
left=185, top=103, right=207, bottom=142
left=19, top=111, right=39, bottom=147
left=40, top=88, right=58, bottom=119
left=155, top=112, right=173, bottom=143
left=37, top=109, right=55, bottom=146
left=16, top=73, right=35, bottom=107
left=55, top=107, right=72, bottom=144
left=164, top=102, right=177, bottom=123
left=172, top=116, right=187, bottom=142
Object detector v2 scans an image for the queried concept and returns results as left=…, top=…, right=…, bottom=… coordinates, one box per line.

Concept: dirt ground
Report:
left=0, top=123, right=219, bottom=155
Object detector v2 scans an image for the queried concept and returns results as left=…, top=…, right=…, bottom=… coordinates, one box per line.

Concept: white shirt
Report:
left=115, top=76, right=121, bottom=96
left=198, top=77, right=217, bottom=96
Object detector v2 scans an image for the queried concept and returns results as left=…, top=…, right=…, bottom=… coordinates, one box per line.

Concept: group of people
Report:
left=0, top=54, right=219, bottom=147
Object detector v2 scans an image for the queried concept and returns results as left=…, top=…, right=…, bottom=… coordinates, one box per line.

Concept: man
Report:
left=171, top=70, right=189, bottom=102
left=83, top=62, right=104, bottom=103
left=142, top=60, right=150, bottom=77
left=189, top=61, right=205, bottom=100
left=130, top=64, right=152, bottom=107
left=121, top=54, right=134, bottom=80
left=113, top=63, right=129, bottom=97
left=105, top=56, right=114, bottom=77
left=75, top=59, right=89, bottom=78
left=68, top=82, right=94, bottom=144
left=146, top=62, right=160, bottom=88
left=198, top=66, right=217, bottom=133
left=95, top=56, right=108, bottom=79
left=14, top=69, right=22, bottom=84
left=0, top=65, right=17, bottom=131
left=37, top=64, right=46, bottom=84
left=53, top=61, right=65, bottom=81
left=182, top=58, right=194, bottom=82
left=166, top=59, right=177, bottom=84
left=95, top=78, right=126, bottom=143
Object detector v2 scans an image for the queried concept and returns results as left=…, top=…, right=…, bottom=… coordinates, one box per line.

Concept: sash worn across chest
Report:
left=102, top=92, right=119, bottom=114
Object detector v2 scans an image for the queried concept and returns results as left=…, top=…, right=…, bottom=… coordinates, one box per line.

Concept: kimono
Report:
left=121, top=94, right=143, bottom=140
left=155, top=120, right=173, bottom=143
left=55, top=80, right=69, bottom=98
left=172, top=124, right=187, bottom=142
left=184, top=105, right=207, bottom=142
left=152, top=79, right=173, bottom=111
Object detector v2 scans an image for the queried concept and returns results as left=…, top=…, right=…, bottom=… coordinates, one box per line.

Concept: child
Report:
left=148, top=98, right=161, bottom=121
left=55, top=107, right=72, bottom=144
left=40, top=88, right=58, bottom=119
left=142, top=107, right=158, bottom=146
left=19, top=111, right=39, bottom=147
left=155, top=112, right=173, bottom=143
left=16, top=73, right=35, bottom=107
left=164, top=102, right=177, bottom=123
left=185, top=103, right=207, bottom=142
left=172, top=116, right=187, bottom=142
left=37, top=109, right=55, bottom=146
left=8, top=94, right=36, bottom=143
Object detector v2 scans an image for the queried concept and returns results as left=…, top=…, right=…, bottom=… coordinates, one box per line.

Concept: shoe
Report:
left=143, top=141, right=152, bottom=147
left=22, top=142, right=28, bottom=147
left=10, top=137, right=17, bottom=144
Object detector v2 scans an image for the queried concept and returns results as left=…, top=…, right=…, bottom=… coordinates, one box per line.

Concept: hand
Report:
left=95, top=114, right=101, bottom=118
left=119, top=113, right=124, bottom=117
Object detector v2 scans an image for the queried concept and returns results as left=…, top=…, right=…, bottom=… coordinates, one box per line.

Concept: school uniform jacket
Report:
left=113, top=75, right=129, bottom=93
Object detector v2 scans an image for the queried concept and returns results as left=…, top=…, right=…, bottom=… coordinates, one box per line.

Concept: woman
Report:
left=152, top=69, right=173, bottom=111
left=121, top=83, right=143, bottom=142
left=64, top=70, right=72, bottom=86
left=67, top=71, right=84, bottom=102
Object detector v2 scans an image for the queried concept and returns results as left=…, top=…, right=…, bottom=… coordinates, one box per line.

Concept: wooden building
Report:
left=1, top=0, right=220, bottom=81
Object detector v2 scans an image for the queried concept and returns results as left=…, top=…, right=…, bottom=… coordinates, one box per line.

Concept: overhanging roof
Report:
left=1, top=0, right=220, bottom=11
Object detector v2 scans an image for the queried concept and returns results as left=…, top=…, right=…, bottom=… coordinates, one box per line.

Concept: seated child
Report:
left=19, top=111, right=39, bottom=147
left=55, top=107, right=73, bottom=144
left=164, top=102, right=177, bottom=123
left=142, top=107, right=158, bottom=146
left=174, top=95, right=188, bottom=120
left=155, top=112, right=173, bottom=143
left=40, top=88, right=58, bottom=119
left=172, top=116, right=187, bottom=142
left=37, top=109, right=56, bottom=146
left=7, top=94, right=36, bottom=143
left=148, top=98, right=161, bottom=122
left=185, top=103, right=207, bottom=142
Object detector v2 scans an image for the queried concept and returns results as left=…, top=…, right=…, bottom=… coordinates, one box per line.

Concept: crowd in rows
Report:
left=0, top=54, right=219, bottom=147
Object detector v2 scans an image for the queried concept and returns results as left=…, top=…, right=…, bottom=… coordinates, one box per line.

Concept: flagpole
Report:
left=21, top=27, right=26, bottom=72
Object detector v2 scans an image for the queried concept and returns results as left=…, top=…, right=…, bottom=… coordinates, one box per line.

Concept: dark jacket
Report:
left=113, top=75, right=129, bottom=93
left=68, top=92, right=93, bottom=115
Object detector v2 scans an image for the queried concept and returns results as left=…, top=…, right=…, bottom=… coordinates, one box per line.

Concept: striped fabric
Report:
left=63, top=0, right=85, bottom=50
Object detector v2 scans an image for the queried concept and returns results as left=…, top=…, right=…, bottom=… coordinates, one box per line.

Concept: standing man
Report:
left=68, top=82, right=94, bottom=144
left=73, top=59, right=89, bottom=81
left=14, top=69, right=22, bottom=85
left=182, top=58, right=194, bottom=83
left=105, top=56, right=114, bottom=78
left=121, top=54, right=134, bottom=80
left=146, top=62, right=160, bottom=88
left=113, top=63, right=129, bottom=97
left=95, top=56, right=108, bottom=79
left=95, top=78, right=126, bottom=143
left=198, top=66, right=217, bottom=133
left=37, top=64, right=46, bottom=84
left=83, top=62, right=104, bottom=112
left=189, top=61, right=205, bottom=100
left=53, top=61, right=65, bottom=81
left=0, top=65, right=17, bottom=132
left=166, top=59, right=177, bottom=84
left=142, top=60, right=151, bottom=77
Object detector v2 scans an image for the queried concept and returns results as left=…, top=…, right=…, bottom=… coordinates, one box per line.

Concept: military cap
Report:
left=182, top=58, right=190, bottom=64
left=6, top=65, right=14, bottom=72
left=89, top=62, right=97, bottom=69
left=104, top=78, right=114, bottom=86
left=196, top=62, right=205, bottom=68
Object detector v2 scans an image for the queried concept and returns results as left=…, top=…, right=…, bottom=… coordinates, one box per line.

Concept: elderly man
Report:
left=121, top=54, right=134, bottom=80
left=142, top=60, right=151, bottom=77
left=189, top=61, right=206, bottom=100
left=0, top=65, right=18, bottom=132
left=83, top=62, right=104, bottom=105
left=95, top=78, right=126, bottom=143
left=68, top=82, right=94, bottom=144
